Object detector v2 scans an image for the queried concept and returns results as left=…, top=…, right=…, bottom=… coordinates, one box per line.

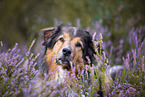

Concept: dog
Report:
left=36, top=24, right=124, bottom=96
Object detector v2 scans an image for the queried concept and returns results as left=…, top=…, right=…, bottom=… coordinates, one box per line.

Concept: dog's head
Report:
left=41, top=24, right=96, bottom=71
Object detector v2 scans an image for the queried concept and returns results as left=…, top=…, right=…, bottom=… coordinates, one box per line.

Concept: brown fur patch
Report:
left=71, top=37, right=85, bottom=73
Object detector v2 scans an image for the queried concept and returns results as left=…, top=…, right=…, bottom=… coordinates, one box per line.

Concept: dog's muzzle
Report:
left=56, top=48, right=72, bottom=69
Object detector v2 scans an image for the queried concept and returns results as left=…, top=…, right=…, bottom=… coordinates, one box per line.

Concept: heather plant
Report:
left=0, top=40, right=39, bottom=96
left=0, top=22, right=145, bottom=97
left=110, top=27, right=145, bottom=96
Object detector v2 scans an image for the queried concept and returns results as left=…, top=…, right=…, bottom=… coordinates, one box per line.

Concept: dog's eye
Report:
left=75, top=43, right=82, bottom=47
left=59, top=38, right=65, bottom=42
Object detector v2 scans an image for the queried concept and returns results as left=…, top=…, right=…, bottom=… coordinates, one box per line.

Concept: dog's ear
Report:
left=41, top=27, right=56, bottom=46
left=41, top=24, right=64, bottom=47
left=83, top=31, right=96, bottom=64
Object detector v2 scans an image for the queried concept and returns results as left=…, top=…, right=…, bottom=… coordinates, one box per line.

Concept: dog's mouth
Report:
left=56, top=57, right=71, bottom=70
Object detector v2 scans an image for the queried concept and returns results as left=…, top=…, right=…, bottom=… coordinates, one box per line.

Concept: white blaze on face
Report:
left=72, top=27, right=78, bottom=36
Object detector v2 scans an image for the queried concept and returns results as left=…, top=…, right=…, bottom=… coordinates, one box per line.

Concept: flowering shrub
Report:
left=0, top=22, right=145, bottom=96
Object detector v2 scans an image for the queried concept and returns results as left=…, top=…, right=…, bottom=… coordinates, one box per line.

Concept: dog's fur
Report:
left=37, top=24, right=124, bottom=96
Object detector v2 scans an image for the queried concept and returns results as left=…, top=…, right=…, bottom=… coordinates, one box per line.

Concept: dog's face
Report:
left=42, top=24, right=96, bottom=71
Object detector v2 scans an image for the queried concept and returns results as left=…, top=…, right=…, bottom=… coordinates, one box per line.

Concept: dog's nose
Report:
left=62, top=48, right=71, bottom=56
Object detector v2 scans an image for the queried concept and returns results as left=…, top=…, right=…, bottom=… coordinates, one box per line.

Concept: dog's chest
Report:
left=54, top=66, right=68, bottom=84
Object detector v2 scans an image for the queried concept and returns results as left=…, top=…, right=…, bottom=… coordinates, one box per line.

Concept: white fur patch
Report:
left=55, top=66, right=68, bottom=84
left=107, top=65, right=124, bottom=75
left=72, top=27, right=78, bottom=36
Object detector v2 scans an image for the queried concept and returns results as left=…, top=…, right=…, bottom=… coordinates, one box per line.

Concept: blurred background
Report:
left=1, top=1, right=145, bottom=96
left=0, top=0, right=145, bottom=48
